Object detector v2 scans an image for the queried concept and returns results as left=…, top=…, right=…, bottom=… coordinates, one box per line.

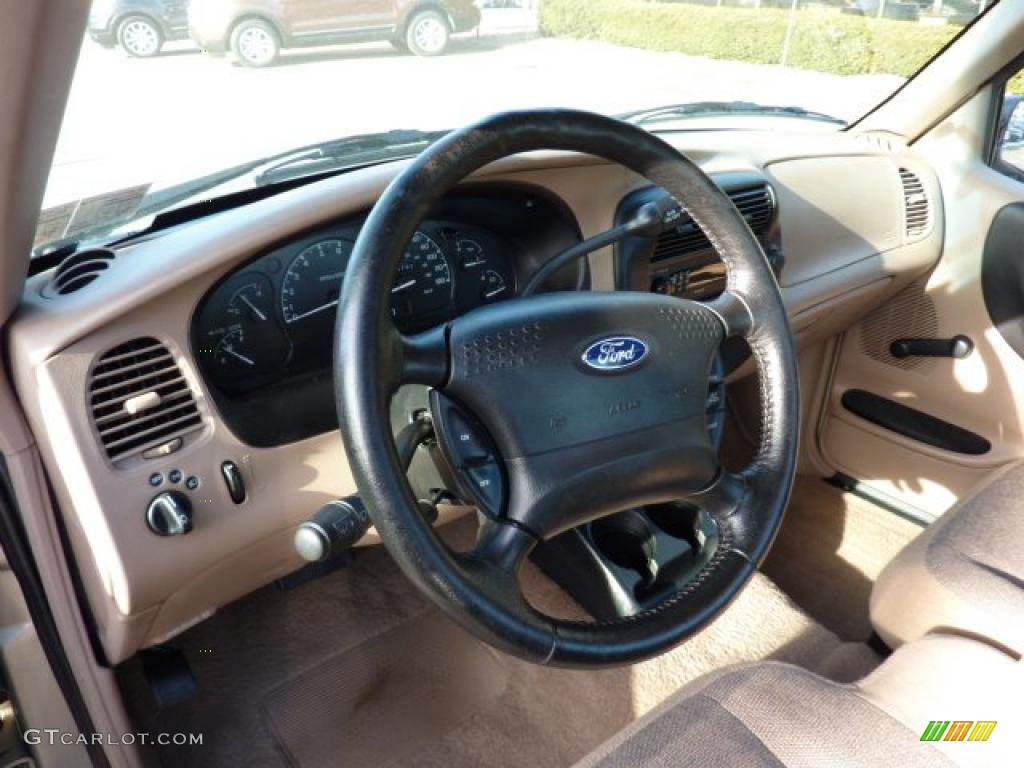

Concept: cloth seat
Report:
left=574, top=635, right=1020, bottom=768
left=870, top=461, right=1024, bottom=655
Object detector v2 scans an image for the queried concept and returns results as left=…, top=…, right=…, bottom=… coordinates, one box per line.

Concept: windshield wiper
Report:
left=252, top=129, right=450, bottom=186
left=619, top=101, right=846, bottom=128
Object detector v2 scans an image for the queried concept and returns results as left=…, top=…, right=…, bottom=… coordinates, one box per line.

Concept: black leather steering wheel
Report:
left=335, top=109, right=799, bottom=667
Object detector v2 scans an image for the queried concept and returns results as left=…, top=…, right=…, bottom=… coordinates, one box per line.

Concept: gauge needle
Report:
left=463, top=259, right=486, bottom=268
left=392, top=279, right=417, bottom=293
left=240, top=295, right=267, bottom=321
left=485, top=286, right=508, bottom=299
left=225, top=347, right=256, bottom=367
left=287, top=299, right=339, bottom=324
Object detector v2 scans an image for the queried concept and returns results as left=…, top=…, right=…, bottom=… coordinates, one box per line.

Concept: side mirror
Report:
left=998, top=94, right=1024, bottom=147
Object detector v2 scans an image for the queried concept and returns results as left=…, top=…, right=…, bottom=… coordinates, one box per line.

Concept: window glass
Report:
left=996, top=72, right=1024, bottom=178
left=37, top=0, right=997, bottom=250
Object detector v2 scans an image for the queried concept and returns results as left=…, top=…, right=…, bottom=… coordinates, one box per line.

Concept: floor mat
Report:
left=262, top=612, right=508, bottom=768
left=119, top=515, right=880, bottom=768
left=762, top=475, right=924, bottom=641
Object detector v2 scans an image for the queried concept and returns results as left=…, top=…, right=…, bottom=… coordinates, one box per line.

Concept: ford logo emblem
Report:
left=581, top=336, right=649, bottom=372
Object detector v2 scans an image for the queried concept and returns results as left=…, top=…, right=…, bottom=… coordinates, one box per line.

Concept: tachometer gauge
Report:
left=391, top=231, right=453, bottom=320
left=480, top=269, right=509, bottom=302
left=281, top=239, right=352, bottom=325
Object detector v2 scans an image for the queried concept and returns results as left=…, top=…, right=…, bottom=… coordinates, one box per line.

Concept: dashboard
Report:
left=191, top=184, right=585, bottom=446
left=7, top=134, right=945, bottom=666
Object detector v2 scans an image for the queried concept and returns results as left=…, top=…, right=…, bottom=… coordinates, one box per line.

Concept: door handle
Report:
left=890, top=335, right=974, bottom=359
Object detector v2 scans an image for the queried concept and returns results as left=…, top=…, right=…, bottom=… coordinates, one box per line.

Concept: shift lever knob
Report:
left=294, top=496, right=370, bottom=562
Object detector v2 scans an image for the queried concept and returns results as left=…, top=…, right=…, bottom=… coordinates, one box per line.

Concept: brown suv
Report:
left=189, top=0, right=482, bottom=66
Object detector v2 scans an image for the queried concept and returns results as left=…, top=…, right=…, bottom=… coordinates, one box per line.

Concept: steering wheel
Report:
left=335, top=110, right=799, bottom=667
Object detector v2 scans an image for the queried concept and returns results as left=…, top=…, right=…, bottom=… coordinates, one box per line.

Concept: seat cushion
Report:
left=870, top=461, right=1024, bottom=654
left=576, top=662, right=953, bottom=768
left=857, top=635, right=1020, bottom=768
left=576, top=635, right=1021, bottom=768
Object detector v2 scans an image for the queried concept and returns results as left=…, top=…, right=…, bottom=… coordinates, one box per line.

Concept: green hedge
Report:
left=1010, top=71, right=1024, bottom=96
left=539, top=0, right=959, bottom=78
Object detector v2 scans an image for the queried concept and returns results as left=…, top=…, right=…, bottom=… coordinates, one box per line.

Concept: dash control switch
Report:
left=221, top=460, right=246, bottom=504
left=146, top=491, right=193, bottom=537
left=429, top=391, right=506, bottom=516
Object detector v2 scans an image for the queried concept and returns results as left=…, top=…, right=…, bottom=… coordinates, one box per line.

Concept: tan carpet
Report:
left=762, top=475, right=924, bottom=641
left=119, top=515, right=880, bottom=768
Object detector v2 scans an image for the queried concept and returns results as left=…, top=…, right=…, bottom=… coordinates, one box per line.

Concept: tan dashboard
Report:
left=6, top=129, right=943, bottom=664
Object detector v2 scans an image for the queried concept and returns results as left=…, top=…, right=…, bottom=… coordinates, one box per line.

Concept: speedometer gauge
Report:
left=391, top=231, right=453, bottom=321
left=281, top=239, right=352, bottom=324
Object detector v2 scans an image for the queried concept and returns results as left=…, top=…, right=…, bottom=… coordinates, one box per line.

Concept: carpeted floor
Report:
left=119, top=514, right=881, bottom=768
left=762, top=475, right=924, bottom=641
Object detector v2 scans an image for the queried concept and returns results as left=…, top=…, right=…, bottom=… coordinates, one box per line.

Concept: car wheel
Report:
left=230, top=19, right=280, bottom=68
left=405, top=10, right=449, bottom=57
left=117, top=15, right=163, bottom=58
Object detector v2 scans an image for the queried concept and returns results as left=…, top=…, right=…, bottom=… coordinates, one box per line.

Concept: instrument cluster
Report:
left=190, top=184, right=584, bottom=447
left=193, top=220, right=514, bottom=395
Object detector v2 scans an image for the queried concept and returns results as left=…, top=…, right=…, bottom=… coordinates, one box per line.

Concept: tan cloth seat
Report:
left=575, top=635, right=1020, bottom=768
left=871, top=461, right=1024, bottom=655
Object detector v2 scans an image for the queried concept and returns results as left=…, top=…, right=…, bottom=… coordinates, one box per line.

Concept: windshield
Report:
left=39, top=0, right=992, bottom=250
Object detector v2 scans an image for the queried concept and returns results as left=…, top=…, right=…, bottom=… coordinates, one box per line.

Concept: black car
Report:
left=87, top=0, right=190, bottom=58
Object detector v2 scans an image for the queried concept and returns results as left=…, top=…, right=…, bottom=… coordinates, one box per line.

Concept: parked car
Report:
left=87, top=0, right=191, bottom=57
left=189, top=0, right=482, bottom=67
left=843, top=0, right=920, bottom=20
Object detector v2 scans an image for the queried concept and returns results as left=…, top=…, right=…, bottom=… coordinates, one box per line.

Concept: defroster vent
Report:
left=45, top=248, right=115, bottom=296
left=89, top=338, right=203, bottom=464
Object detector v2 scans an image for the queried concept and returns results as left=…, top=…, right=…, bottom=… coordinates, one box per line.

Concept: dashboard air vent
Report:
left=899, top=168, right=930, bottom=239
left=653, top=184, right=774, bottom=263
left=89, top=338, right=203, bottom=464
left=46, top=248, right=115, bottom=296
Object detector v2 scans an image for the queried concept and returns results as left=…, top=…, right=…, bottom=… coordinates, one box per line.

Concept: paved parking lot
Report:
left=45, top=9, right=901, bottom=210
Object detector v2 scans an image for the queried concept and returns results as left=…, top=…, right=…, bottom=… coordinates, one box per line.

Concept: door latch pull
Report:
left=890, top=335, right=974, bottom=359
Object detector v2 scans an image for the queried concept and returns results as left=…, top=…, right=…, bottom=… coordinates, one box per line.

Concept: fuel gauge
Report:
left=213, top=328, right=258, bottom=371
left=456, top=237, right=487, bottom=270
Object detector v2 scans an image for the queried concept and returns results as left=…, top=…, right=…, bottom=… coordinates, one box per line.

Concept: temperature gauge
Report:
left=480, top=269, right=509, bottom=302
left=227, top=279, right=274, bottom=323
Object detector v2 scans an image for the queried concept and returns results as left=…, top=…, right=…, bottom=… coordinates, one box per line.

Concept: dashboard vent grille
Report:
left=653, top=184, right=774, bottom=263
left=89, top=338, right=203, bottom=463
left=899, top=168, right=930, bottom=239
left=46, top=248, right=115, bottom=296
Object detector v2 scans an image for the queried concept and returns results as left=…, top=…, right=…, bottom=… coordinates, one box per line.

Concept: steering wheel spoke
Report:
left=395, top=323, right=449, bottom=388
left=469, top=518, right=538, bottom=573
left=706, top=289, right=754, bottom=339
left=686, top=469, right=747, bottom=520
